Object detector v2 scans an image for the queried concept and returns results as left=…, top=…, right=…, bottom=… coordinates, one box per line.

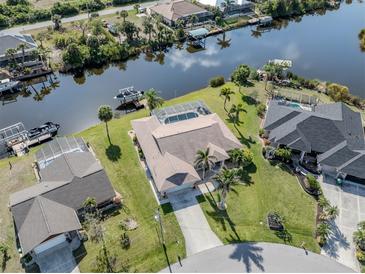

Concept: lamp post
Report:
left=154, top=207, right=165, bottom=245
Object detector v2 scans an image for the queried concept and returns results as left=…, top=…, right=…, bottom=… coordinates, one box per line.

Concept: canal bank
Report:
left=0, top=1, right=364, bottom=134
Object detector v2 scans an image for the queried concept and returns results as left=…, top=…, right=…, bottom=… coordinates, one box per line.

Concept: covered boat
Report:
left=114, top=86, right=144, bottom=105
left=27, top=122, right=60, bottom=140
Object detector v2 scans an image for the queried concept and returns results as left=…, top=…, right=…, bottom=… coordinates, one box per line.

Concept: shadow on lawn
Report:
left=241, top=94, right=258, bottom=106
left=198, top=194, right=241, bottom=243
left=105, top=144, right=122, bottom=162
left=229, top=243, right=265, bottom=272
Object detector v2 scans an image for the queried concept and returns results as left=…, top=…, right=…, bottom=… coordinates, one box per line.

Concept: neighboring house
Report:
left=132, top=101, right=241, bottom=196
left=263, top=100, right=365, bottom=182
left=9, top=137, right=117, bottom=270
left=149, top=0, right=213, bottom=27
left=0, top=33, right=38, bottom=68
left=197, top=0, right=254, bottom=14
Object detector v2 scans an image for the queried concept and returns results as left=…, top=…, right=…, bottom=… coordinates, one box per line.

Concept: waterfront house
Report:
left=131, top=101, right=241, bottom=197
left=9, top=137, right=117, bottom=272
left=0, top=33, right=38, bottom=68
left=149, top=0, right=213, bottom=27
left=197, top=0, right=254, bottom=15
left=263, top=100, right=365, bottom=183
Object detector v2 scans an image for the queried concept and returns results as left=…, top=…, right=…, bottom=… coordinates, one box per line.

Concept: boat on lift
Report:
left=0, top=78, right=20, bottom=95
left=114, top=86, right=144, bottom=105
left=27, top=122, right=60, bottom=141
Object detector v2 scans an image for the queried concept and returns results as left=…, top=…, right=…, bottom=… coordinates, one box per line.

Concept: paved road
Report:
left=169, top=189, right=222, bottom=256
left=320, top=175, right=363, bottom=272
left=0, top=0, right=167, bottom=35
left=160, top=242, right=355, bottom=273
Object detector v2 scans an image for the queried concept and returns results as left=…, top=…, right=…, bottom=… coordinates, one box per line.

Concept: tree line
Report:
left=0, top=0, right=135, bottom=29
left=258, top=0, right=337, bottom=19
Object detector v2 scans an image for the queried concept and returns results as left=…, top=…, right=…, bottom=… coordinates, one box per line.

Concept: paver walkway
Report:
left=168, top=188, right=222, bottom=256
left=161, top=242, right=354, bottom=273
left=320, top=175, right=363, bottom=272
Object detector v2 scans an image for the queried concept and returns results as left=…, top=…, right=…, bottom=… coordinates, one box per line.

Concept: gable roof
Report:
left=132, top=103, right=241, bottom=192
left=9, top=151, right=115, bottom=254
left=150, top=0, right=208, bottom=21
left=18, top=196, right=81, bottom=255
left=0, top=33, right=37, bottom=57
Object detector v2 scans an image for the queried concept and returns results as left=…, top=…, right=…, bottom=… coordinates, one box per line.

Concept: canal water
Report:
left=1, top=1, right=364, bottom=134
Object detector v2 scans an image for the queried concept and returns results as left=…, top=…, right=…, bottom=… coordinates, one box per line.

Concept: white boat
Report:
left=114, top=86, right=144, bottom=104
left=0, top=79, right=20, bottom=94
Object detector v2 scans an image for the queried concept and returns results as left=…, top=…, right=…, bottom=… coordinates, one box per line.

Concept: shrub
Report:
left=112, top=0, right=132, bottom=6
left=306, top=174, right=320, bottom=192
left=259, top=128, right=265, bottom=137
left=356, top=250, right=365, bottom=262
left=256, top=103, right=266, bottom=118
left=209, top=76, right=225, bottom=87
left=51, top=2, right=79, bottom=16
left=0, top=14, right=9, bottom=29
left=274, top=147, right=291, bottom=162
left=120, top=232, right=131, bottom=249
left=90, top=12, right=99, bottom=18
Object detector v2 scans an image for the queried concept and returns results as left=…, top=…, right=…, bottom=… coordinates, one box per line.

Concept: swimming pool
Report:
left=164, top=112, right=199, bottom=124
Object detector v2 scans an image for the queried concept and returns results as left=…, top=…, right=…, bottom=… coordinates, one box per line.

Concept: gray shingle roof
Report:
left=0, top=33, right=37, bottom=57
left=18, top=196, right=81, bottom=255
left=9, top=151, right=115, bottom=255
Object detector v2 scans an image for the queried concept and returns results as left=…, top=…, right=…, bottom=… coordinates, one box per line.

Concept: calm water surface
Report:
left=1, top=1, right=364, bottom=134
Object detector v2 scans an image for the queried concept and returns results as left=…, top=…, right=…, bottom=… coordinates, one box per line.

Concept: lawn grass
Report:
left=0, top=151, right=36, bottom=272
left=157, top=81, right=320, bottom=253
left=74, top=109, right=186, bottom=272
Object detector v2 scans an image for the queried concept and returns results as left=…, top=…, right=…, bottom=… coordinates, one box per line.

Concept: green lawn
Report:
left=158, top=81, right=320, bottom=253
left=75, top=110, right=185, bottom=272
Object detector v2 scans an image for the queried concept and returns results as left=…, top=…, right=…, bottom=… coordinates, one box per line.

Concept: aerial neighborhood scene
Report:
left=0, top=0, right=364, bottom=272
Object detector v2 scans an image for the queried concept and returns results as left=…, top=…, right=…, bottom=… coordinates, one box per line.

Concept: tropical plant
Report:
left=17, top=43, right=28, bottom=67
left=133, top=3, right=140, bottom=13
left=231, top=64, right=250, bottom=93
left=5, top=48, right=18, bottom=69
left=274, top=147, right=292, bottom=162
left=318, top=196, right=330, bottom=209
left=256, top=103, right=266, bottom=118
left=219, top=87, right=234, bottom=111
left=229, top=148, right=253, bottom=168
left=120, top=10, right=128, bottom=22
left=98, top=105, right=113, bottom=143
left=83, top=197, right=97, bottom=213
left=306, top=174, right=321, bottom=192
left=120, top=232, right=131, bottom=249
left=0, top=243, right=9, bottom=269
left=52, top=14, right=62, bottom=30
left=354, top=226, right=365, bottom=251
left=316, top=222, right=331, bottom=246
left=144, top=88, right=164, bottom=112
left=210, top=76, right=225, bottom=87
left=189, top=14, right=198, bottom=29
left=142, top=16, right=154, bottom=42
left=194, top=148, right=217, bottom=180
left=323, top=205, right=339, bottom=221
left=214, top=167, right=239, bottom=209
left=229, top=103, right=245, bottom=126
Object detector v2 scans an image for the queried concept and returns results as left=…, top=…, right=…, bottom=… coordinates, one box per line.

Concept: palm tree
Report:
left=5, top=48, right=18, bottom=70
left=229, top=148, right=253, bottom=168
left=214, top=167, right=239, bottom=210
left=120, top=10, right=128, bottom=23
left=52, top=14, right=62, bottom=31
left=317, top=222, right=330, bottom=245
left=189, top=14, right=198, bottom=29
left=219, top=86, right=234, bottom=111
left=194, top=148, right=217, bottom=180
left=17, top=44, right=28, bottom=68
left=144, top=88, right=164, bottom=112
left=323, top=205, right=339, bottom=221
left=229, top=103, right=245, bottom=127
left=36, top=32, right=47, bottom=48
left=83, top=197, right=97, bottom=214
left=142, top=16, right=154, bottom=42
left=98, top=105, right=113, bottom=144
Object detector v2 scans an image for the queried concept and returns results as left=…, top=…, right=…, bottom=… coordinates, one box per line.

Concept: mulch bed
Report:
left=296, top=173, right=321, bottom=197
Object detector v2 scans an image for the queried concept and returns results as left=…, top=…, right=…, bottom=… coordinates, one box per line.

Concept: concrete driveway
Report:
left=161, top=242, right=354, bottom=273
left=169, top=189, right=222, bottom=256
left=320, top=175, right=364, bottom=272
left=36, top=242, right=79, bottom=273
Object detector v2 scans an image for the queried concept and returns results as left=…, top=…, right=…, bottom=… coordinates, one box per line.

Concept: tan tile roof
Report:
left=132, top=111, right=241, bottom=192
left=150, top=0, right=208, bottom=21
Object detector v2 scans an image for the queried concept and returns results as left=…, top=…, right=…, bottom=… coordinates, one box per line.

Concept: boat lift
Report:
left=114, top=86, right=144, bottom=108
